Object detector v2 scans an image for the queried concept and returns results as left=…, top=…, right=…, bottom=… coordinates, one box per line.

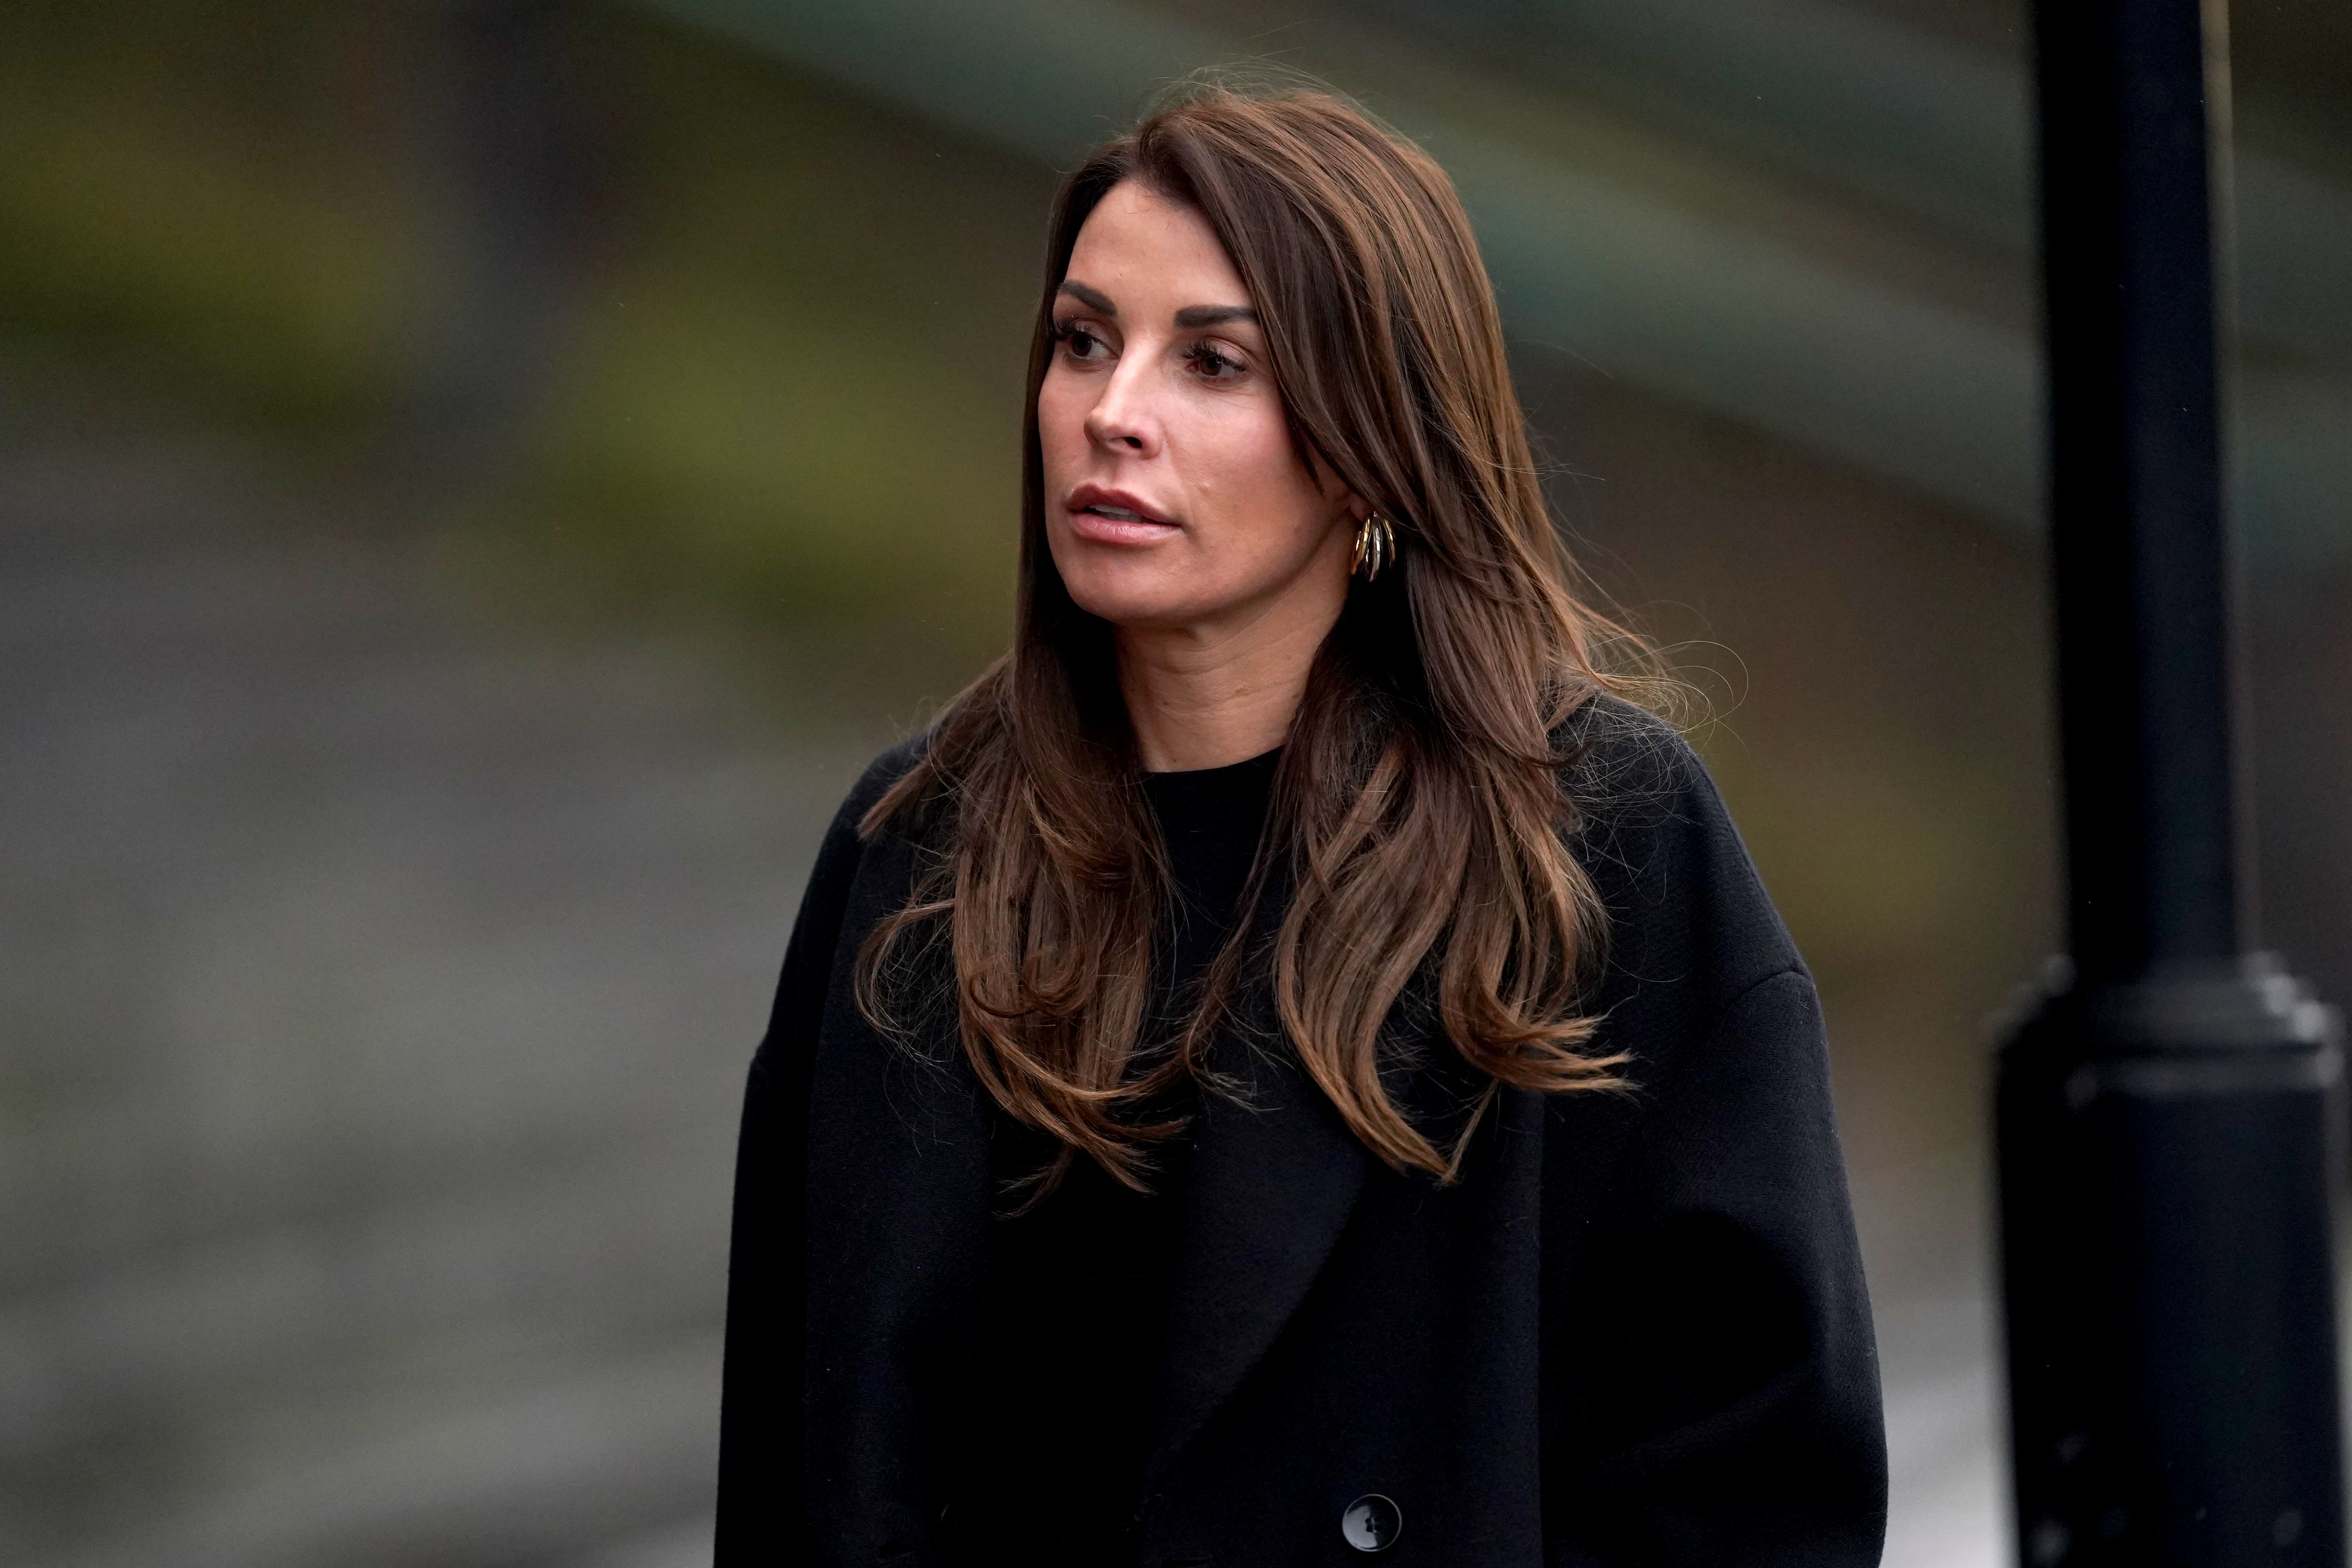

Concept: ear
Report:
left=1297, top=432, right=1368, bottom=518
left=1324, top=471, right=1372, bottom=529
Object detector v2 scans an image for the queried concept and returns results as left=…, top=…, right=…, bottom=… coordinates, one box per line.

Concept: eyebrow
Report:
left=1054, top=281, right=1257, bottom=331
left=1174, top=304, right=1257, bottom=329
left=1056, top=280, right=1117, bottom=316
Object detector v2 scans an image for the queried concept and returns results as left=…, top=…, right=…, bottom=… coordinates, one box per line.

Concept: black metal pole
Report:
left=1997, top=0, right=2347, bottom=1564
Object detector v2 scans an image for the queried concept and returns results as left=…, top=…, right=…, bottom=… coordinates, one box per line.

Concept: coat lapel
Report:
left=1144, top=1027, right=1376, bottom=1486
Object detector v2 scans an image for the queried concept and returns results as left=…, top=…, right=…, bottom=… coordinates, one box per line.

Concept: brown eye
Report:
left=1054, top=322, right=1108, bottom=362
left=1185, top=343, right=1244, bottom=380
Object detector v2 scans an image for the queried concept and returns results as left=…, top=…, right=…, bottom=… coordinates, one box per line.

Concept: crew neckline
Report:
left=1141, top=744, right=1283, bottom=783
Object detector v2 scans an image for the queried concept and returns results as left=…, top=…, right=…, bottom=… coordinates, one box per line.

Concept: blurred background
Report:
left=2, top=1, right=2345, bottom=1564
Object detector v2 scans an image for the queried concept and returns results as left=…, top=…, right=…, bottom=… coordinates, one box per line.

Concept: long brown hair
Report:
left=858, top=82, right=1666, bottom=1190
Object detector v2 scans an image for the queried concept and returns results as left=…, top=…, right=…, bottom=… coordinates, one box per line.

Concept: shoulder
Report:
left=1550, top=689, right=1708, bottom=818
left=746, top=731, right=938, bottom=1072
left=838, top=730, right=934, bottom=835
left=1549, top=690, right=1727, bottom=876
left=1551, top=690, right=1805, bottom=1020
left=792, top=731, right=935, bottom=934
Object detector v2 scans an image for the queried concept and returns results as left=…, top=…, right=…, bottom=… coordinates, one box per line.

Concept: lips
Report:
left=1065, top=484, right=1179, bottom=545
left=1068, top=485, right=1174, bottom=525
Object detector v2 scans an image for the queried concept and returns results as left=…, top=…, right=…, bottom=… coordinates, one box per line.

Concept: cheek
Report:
left=1193, top=407, right=1328, bottom=544
left=1036, top=375, right=1090, bottom=472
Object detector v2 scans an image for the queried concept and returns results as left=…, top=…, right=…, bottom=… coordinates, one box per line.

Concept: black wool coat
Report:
left=716, top=696, right=1887, bottom=1567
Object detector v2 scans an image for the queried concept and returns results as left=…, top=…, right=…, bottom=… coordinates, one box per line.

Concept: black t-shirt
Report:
left=951, top=747, right=1279, bottom=1564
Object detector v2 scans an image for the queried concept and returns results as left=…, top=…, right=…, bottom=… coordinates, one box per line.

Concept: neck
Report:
left=1116, top=599, right=1339, bottom=772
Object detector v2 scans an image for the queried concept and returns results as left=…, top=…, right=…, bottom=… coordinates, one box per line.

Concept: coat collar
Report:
left=1144, top=1028, right=1376, bottom=1488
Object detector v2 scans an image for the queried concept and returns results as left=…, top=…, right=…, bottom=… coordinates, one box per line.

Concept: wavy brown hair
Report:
left=857, top=83, right=1666, bottom=1189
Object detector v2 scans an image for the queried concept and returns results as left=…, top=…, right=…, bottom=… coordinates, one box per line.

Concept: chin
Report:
left=1061, top=576, right=1210, bottom=631
left=1052, top=548, right=1209, bottom=629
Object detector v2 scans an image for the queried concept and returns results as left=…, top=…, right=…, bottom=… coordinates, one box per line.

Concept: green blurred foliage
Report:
left=0, top=1, right=421, bottom=439
left=0, top=0, right=1056, bottom=669
left=514, top=12, right=1050, bottom=654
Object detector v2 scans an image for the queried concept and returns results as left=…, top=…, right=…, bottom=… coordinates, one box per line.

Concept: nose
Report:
left=1084, top=356, right=1161, bottom=457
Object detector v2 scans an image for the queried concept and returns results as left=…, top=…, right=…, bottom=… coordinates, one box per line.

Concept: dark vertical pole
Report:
left=1998, top=0, right=2348, bottom=1564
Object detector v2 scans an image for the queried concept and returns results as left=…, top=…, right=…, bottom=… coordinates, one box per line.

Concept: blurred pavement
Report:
left=0, top=388, right=871, bottom=1567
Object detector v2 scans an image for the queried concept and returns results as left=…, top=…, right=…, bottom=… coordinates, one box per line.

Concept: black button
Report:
left=1341, top=1494, right=1401, bottom=1553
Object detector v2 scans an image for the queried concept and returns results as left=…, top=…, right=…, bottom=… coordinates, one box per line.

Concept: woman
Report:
left=719, top=84, right=1885, bottom=1566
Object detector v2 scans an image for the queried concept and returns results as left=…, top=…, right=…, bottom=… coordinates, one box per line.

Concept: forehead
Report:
left=1065, top=180, right=1250, bottom=309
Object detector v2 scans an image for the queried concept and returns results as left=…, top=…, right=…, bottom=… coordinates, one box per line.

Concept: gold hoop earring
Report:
left=1351, top=511, right=1396, bottom=581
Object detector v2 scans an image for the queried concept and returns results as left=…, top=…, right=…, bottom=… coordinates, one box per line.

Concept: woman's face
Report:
left=1037, top=180, right=1359, bottom=636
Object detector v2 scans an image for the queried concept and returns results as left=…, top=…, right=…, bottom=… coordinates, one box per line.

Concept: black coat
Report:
left=716, top=697, right=1887, bottom=1566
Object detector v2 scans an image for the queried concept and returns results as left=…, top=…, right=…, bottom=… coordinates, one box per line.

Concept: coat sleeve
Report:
left=714, top=756, right=903, bottom=1565
left=1552, top=970, right=1887, bottom=1566
left=1545, top=700, right=1887, bottom=1566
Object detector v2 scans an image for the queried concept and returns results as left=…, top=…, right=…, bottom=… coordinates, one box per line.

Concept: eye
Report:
left=1184, top=342, right=1247, bottom=381
left=1051, top=320, right=1111, bottom=364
